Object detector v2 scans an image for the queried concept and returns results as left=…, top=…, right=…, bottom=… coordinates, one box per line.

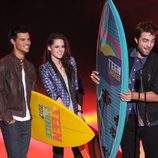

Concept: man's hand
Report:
left=120, top=91, right=139, bottom=102
left=90, top=70, right=100, bottom=84
left=8, top=119, right=16, bottom=125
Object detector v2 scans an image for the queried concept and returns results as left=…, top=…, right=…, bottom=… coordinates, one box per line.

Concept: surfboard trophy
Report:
left=96, top=0, right=128, bottom=157
left=30, top=91, right=95, bottom=147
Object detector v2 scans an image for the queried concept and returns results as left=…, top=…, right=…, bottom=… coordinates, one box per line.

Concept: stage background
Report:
left=0, top=0, right=158, bottom=157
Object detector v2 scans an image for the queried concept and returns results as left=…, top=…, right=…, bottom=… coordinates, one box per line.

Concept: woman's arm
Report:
left=39, top=65, right=60, bottom=100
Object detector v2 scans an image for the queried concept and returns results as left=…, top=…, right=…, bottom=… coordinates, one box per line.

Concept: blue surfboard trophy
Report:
left=96, top=0, right=128, bottom=157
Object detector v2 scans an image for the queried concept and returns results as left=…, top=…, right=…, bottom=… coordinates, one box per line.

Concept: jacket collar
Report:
left=10, top=52, right=25, bottom=65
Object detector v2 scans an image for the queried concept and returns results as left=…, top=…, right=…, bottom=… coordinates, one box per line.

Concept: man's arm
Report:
left=120, top=91, right=158, bottom=102
left=0, top=63, right=13, bottom=123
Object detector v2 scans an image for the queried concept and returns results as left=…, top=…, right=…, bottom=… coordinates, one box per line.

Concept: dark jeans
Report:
left=53, top=146, right=83, bottom=158
left=121, top=114, right=158, bottom=158
left=1, top=120, right=31, bottom=158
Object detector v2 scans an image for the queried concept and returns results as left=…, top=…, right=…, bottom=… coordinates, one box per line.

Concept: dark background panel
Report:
left=0, top=0, right=158, bottom=102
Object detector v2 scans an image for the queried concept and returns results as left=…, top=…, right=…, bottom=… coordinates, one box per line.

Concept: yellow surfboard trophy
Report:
left=30, top=91, right=95, bottom=147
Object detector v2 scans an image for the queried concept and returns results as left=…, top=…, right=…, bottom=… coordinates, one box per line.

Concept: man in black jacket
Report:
left=91, top=21, right=158, bottom=158
left=0, top=25, right=36, bottom=158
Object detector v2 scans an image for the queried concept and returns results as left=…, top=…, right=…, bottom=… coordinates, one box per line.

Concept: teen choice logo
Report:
left=98, top=52, right=121, bottom=86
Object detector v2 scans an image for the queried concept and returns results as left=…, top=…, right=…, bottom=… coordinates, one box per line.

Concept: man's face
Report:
left=11, top=32, right=31, bottom=55
left=135, top=32, right=156, bottom=58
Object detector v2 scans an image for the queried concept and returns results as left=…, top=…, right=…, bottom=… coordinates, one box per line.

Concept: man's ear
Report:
left=10, top=39, right=15, bottom=45
left=48, top=46, right=51, bottom=51
left=134, top=37, right=138, bottom=44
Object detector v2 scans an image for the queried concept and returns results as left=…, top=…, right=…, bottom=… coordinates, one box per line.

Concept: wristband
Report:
left=138, top=92, right=140, bottom=101
left=76, top=110, right=83, bottom=114
left=144, top=92, right=146, bottom=102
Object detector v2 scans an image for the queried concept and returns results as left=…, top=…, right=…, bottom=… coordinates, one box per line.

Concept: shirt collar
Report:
left=130, top=48, right=137, bottom=58
left=130, top=48, right=147, bottom=64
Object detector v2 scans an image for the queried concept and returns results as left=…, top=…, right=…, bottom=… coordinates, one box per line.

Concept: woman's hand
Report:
left=77, top=111, right=85, bottom=121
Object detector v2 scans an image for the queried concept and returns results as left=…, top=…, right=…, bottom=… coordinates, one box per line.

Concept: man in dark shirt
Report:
left=91, top=21, right=158, bottom=158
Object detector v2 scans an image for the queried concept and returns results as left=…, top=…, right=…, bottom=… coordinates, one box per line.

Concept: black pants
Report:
left=121, top=114, right=158, bottom=158
left=121, top=114, right=139, bottom=158
left=138, top=125, right=158, bottom=158
left=53, top=146, right=83, bottom=158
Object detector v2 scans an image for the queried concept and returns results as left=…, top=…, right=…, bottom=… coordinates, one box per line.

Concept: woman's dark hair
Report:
left=43, top=33, right=74, bottom=77
left=134, top=21, right=158, bottom=39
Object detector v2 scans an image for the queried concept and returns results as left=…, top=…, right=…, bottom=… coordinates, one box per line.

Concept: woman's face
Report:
left=48, top=39, right=65, bottom=60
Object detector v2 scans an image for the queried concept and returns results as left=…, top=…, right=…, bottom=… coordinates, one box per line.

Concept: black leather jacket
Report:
left=129, top=50, right=158, bottom=126
left=0, top=53, right=36, bottom=122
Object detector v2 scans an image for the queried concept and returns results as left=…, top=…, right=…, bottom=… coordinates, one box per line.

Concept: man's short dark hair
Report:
left=134, top=21, right=158, bottom=39
left=8, top=25, right=30, bottom=41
